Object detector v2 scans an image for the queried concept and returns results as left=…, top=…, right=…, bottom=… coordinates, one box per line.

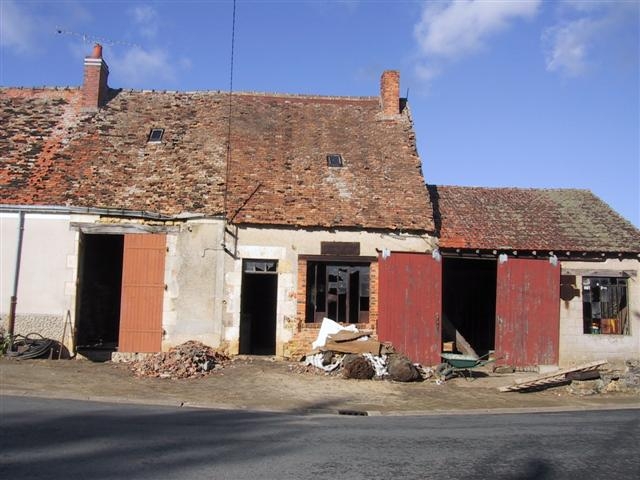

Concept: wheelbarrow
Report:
left=435, top=352, right=497, bottom=381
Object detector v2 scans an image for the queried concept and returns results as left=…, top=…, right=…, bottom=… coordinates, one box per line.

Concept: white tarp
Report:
left=311, top=317, right=358, bottom=350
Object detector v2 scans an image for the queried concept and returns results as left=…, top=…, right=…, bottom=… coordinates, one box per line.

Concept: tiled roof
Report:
left=1, top=87, right=433, bottom=232
left=430, top=185, right=640, bottom=253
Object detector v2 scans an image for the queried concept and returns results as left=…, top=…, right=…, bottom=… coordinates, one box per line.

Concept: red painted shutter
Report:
left=378, top=252, right=442, bottom=365
left=118, top=234, right=166, bottom=352
left=495, top=258, right=560, bottom=367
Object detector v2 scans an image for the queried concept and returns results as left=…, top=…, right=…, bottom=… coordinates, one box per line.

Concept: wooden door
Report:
left=495, top=258, right=560, bottom=367
left=118, top=234, right=166, bottom=352
left=378, top=252, right=442, bottom=365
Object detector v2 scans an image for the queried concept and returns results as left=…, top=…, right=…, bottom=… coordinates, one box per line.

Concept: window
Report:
left=305, top=261, right=369, bottom=324
left=148, top=128, right=164, bottom=143
left=582, top=277, right=629, bottom=335
left=244, top=260, right=277, bottom=273
left=327, top=154, right=344, bottom=167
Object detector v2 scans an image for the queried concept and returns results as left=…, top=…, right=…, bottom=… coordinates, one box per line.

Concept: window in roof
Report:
left=327, top=154, right=344, bottom=167
left=148, top=128, right=164, bottom=143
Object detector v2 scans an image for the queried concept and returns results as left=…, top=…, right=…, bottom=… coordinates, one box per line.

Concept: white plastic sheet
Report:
left=311, top=318, right=358, bottom=350
left=363, top=353, right=388, bottom=377
left=304, top=352, right=342, bottom=372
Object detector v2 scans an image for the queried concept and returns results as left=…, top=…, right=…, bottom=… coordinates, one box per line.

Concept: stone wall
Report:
left=2, top=313, right=66, bottom=342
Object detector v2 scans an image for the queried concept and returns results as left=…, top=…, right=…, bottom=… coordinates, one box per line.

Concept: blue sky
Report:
left=2, top=0, right=638, bottom=226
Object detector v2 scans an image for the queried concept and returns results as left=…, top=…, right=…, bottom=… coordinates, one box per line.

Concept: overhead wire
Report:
left=223, top=0, right=237, bottom=219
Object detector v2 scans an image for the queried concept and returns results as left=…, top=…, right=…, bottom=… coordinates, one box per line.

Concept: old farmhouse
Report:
left=2, top=45, right=639, bottom=368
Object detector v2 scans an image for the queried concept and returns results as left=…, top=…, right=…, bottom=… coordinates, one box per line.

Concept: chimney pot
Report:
left=90, top=43, right=103, bottom=59
left=380, top=70, right=400, bottom=116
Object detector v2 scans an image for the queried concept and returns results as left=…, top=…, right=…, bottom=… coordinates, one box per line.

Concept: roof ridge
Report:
left=110, top=88, right=379, bottom=102
left=432, top=184, right=592, bottom=193
left=1, top=86, right=80, bottom=92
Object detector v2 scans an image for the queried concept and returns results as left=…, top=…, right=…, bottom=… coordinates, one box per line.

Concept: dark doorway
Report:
left=442, top=258, right=496, bottom=356
left=239, top=260, right=278, bottom=355
left=75, top=233, right=124, bottom=359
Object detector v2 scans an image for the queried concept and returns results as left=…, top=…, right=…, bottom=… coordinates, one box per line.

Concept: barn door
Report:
left=378, top=252, right=442, bottom=365
left=495, top=258, right=560, bottom=367
left=118, top=234, right=166, bottom=352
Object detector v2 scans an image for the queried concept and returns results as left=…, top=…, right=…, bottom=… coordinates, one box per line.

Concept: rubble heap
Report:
left=129, top=341, right=229, bottom=379
left=301, top=318, right=425, bottom=382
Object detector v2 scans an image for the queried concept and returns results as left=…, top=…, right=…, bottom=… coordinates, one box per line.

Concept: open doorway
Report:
left=442, top=258, right=496, bottom=357
left=239, top=260, right=278, bottom=355
left=75, top=233, right=124, bottom=360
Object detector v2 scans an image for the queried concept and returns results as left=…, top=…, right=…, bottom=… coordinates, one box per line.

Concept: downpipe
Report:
left=7, top=211, right=25, bottom=342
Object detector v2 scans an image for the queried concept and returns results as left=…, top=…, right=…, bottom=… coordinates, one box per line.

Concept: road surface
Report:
left=1, top=396, right=638, bottom=479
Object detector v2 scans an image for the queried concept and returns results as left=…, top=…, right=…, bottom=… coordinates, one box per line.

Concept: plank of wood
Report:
left=498, top=360, right=607, bottom=392
left=442, top=315, right=478, bottom=358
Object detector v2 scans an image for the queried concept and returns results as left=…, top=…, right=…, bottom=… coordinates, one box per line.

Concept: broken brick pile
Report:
left=129, top=341, right=229, bottom=379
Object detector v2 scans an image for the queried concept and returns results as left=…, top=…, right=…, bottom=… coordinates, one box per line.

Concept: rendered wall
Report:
left=0, top=213, right=77, bottom=342
left=163, top=219, right=226, bottom=349
left=224, top=226, right=434, bottom=356
left=559, top=259, right=640, bottom=366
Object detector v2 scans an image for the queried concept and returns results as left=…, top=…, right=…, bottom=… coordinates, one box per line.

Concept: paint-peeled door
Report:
left=118, top=234, right=166, bottom=352
left=495, top=258, right=560, bottom=367
left=378, top=252, right=442, bottom=365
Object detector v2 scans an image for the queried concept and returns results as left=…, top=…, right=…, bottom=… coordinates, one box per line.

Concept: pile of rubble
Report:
left=567, top=360, right=640, bottom=396
left=129, top=341, right=229, bottom=379
left=301, top=318, right=425, bottom=382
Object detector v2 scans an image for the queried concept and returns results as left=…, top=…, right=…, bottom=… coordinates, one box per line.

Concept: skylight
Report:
left=148, top=128, right=164, bottom=143
left=327, top=154, right=344, bottom=167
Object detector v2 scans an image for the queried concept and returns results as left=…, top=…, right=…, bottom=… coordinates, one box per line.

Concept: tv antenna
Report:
left=55, top=28, right=141, bottom=49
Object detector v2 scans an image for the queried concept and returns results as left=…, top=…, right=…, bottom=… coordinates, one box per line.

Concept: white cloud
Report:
left=414, top=0, right=541, bottom=59
left=542, top=1, right=636, bottom=77
left=413, top=0, right=541, bottom=86
left=130, top=5, right=160, bottom=39
left=109, top=47, right=175, bottom=86
left=0, top=0, right=37, bottom=53
left=543, top=18, right=598, bottom=77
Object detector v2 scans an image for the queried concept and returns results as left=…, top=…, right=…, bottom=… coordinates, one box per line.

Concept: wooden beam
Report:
left=560, top=268, right=636, bottom=278
left=71, top=223, right=179, bottom=235
left=498, top=360, right=607, bottom=392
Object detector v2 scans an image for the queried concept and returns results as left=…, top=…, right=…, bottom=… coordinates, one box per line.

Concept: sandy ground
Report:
left=1, top=356, right=638, bottom=415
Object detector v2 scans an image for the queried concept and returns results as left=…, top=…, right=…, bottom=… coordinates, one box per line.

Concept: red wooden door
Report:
left=378, top=252, right=442, bottom=365
left=118, top=234, right=166, bottom=352
left=495, top=258, right=560, bottom=367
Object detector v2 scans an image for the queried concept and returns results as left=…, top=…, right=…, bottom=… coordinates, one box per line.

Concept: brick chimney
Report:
left=81, top=43, right=109, bottom=111
left=380, top=70, right=400, bottom=116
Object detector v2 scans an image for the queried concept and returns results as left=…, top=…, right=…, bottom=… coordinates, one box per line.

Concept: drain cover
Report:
left=337, top=409, right=368, bottom=416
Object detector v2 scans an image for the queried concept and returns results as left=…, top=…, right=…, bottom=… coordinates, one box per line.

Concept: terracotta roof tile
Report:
left=430, top=185, right=640, bottom=253
left=1, top=87, right=432, bottom=231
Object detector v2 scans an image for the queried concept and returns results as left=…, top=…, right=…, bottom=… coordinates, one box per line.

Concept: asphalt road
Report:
left=1, top=396, right=638, bottom=480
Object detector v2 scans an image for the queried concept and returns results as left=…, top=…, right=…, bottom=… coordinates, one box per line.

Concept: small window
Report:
left=582, top=277, right=629, bottom=335
left=327, top=154, right=344, bottom=167
left=244, top=260, right=277, bottom=273
left=148, top=128, right=164, bottom=143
